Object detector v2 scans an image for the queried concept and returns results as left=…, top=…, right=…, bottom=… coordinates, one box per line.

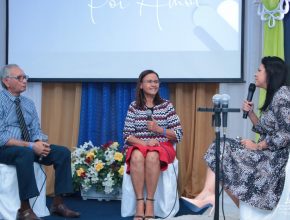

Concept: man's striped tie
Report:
left=14, top=97, right=31, bottom=141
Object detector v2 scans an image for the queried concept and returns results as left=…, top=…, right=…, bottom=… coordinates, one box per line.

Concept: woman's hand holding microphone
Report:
left=146, top=119, right=162, bottom=146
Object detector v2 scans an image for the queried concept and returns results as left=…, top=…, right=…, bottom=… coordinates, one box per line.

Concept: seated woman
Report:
left=182, top=56, right=290, bottom=213
left=123, top=70, right=183, bottom=220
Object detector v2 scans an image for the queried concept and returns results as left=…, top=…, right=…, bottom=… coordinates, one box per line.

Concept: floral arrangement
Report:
left=71, top=141, right=126, bottom=194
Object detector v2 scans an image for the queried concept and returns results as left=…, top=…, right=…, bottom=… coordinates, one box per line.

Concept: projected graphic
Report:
left=8, top=0, right=243, bottom=81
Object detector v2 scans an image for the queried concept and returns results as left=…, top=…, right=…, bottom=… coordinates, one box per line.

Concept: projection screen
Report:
left=7, top=0, right=244, bottom=82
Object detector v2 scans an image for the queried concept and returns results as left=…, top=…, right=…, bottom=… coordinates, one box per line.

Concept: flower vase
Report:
left=81, top=187, right=122, bottom=201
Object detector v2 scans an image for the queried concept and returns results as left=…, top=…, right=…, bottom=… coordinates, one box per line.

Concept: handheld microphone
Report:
left=212, top=94, right=222, bottom=108
left=243, top=83, right=256, bottom=119
left=39, top=135, right=49, bottom=162
left=212, top=94, right=222, bottom=131
left=221, top=94, right=230, bottom=135
left=146, top=109, right=153, bottom=121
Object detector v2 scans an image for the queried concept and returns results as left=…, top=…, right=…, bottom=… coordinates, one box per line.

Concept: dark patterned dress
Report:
left=204, top=86, right=290, bottom=210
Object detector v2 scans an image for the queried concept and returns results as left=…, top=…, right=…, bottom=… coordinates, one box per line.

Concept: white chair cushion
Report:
left=0, top=163, right=50, bottom=220
left=240, top=152, right=290, bottom=220
left=121, top=158, right=179, bottom=218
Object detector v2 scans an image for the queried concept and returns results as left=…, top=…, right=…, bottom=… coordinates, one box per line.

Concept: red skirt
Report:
left=125, top=141, right=176, bottom=174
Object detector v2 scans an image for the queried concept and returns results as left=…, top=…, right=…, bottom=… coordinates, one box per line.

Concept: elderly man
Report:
left=0, top=64, right=80, bottom=220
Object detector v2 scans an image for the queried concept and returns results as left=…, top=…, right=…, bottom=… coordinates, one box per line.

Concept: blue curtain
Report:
left=284, top=11, right=290, bottom=84
left=78, top=82, right=169, bottom=147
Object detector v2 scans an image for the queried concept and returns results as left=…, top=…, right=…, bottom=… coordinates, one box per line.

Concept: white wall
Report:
left=220, top=0, right=262, bottom=140
left=23, top=83, right=42, bottom=120
left=0, top=1, right=262, bottom=138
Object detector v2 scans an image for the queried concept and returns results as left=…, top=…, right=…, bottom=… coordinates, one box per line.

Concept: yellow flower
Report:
left=118, top=165, right=124, bottom=176
left=114, top=152, right=123, bottom=162
left=86, top=151, right=95, bottom=161
left=95, top=162, right=104, bottom=172
left=76, top=167, right=85, bottom=177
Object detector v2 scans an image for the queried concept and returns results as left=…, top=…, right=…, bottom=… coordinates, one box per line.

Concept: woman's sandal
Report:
left=134, top=198, right=145, bottom=220
left=144, top=198, right=155, bottom=219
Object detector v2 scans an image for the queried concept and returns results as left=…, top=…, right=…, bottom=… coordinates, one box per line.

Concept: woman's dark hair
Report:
left=260, top=56, right=288, bottom=111
left=135, top=70, right=163, bottom=109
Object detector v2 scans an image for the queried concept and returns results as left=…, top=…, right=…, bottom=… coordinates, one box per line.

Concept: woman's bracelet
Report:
left=163, top=127, right=166, bottom=137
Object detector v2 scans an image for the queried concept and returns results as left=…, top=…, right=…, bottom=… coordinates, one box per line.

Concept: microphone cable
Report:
left=31, top=163, right=47, bottom=209
left=219, top=134, right=226, bottom=220
left=219, top=93, right=230, bottom=220
left=158, top=141, right=179, bottom=219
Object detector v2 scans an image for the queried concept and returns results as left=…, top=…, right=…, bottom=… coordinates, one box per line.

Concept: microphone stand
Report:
left=197, top=107, right=240, bottom=220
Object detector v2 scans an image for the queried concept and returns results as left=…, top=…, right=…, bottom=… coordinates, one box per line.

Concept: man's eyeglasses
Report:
left=143, top=80, right=160, bottom=84
left=6, top=74, right=29, bottom=82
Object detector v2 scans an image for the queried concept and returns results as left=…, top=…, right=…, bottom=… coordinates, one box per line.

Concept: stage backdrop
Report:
left=41, top=82, right=217, bottom=196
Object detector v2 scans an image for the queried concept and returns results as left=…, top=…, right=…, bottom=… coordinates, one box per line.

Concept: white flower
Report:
left=104, top=149, right=115, bottom=165
left=102, top=172, right=114, bottom=194
left=111, top=142, right=119, bottom=149
left=72, top=141, right=125, bottom=194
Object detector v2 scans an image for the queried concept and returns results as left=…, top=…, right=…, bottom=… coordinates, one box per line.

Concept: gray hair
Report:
left=0, top=64, right=20, bottom=89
